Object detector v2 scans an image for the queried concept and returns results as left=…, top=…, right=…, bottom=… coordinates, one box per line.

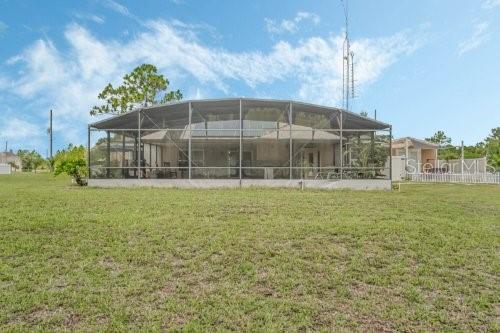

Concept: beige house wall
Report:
left=392, top=147, right=437, bottom=173
left=255, top=140, right=289, bottom=164
left=161, top=143, right=181, bottom=167
left=149, top=140, right=341, bottom=168
left=421, top=149, right=437, bottom=171
left=110, top=139, right=343, bottom=180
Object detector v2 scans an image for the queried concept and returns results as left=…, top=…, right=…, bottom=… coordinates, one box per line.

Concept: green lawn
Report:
left=0, top=173, right=499, bottom=332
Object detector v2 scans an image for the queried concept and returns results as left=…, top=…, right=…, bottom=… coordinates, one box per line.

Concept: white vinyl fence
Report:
left=0, top=164, right=11, bottom=174
left=409, top=173, right=500, bottom=184
left=436, top=157, right=487, bottom=174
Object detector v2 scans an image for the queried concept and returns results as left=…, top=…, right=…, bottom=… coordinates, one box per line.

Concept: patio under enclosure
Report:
left=88, top=98, right=392, bottom=189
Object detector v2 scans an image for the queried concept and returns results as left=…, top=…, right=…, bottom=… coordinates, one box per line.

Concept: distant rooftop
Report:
left=392, top=137, right=438, bottom=150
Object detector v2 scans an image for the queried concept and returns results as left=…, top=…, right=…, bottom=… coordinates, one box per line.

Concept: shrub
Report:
left=53, top=145, right=88, bottom=186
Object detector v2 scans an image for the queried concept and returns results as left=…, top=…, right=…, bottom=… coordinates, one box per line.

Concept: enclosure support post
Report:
left=122, top=133, right=125, bottom=179
left=49, top=109, right=53, bottom=171
left=389, top=126, right=393, bottom=186
left=87, top=126, right=91, bottom=179
left=460, top=140, right=464, bottom=175
left=289, top=102, right=293, bottom=180
left=188, top=102, right=192, bottom=180
left=340, top=109, right=343, bottom=180
left=435, top=149, right=439, bottom=171
left=239, top=99, right=242, bottom=186
left=405, top=138, right=409, bottom=171
left=106, top=131, right=111, bottom=178
left=138, top=110, right=141, bottom=179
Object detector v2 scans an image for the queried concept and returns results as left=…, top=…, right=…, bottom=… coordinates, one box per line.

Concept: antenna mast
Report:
left=341, top=0, right=355, bottom=111
left=351, top=51, right=355, bottom=99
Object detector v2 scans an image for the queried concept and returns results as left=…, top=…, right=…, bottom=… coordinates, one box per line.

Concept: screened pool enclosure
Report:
left=88, top=99, right=392, bottom=189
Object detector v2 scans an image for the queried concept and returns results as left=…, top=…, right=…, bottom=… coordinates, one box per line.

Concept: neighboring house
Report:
left=391, top=137, right=487, bottom=178
left=88, top=98, right=392, bottom=190
left=0, top=151, right=22, bottom=172
left=392, top=137, right=438, bottom=174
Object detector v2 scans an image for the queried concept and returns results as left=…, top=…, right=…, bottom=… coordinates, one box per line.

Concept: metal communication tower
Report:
left=341, top=0, right=355, bottom=111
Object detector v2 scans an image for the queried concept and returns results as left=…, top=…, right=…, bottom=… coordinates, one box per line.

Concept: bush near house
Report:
left=53, top=144, right=88, bottom=186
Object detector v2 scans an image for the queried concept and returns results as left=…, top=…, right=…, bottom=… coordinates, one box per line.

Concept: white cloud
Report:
left=186, top=87, right=208, bottom=100
left=13, top=39, right=68, bottom=97
left=0, top=20, right=7, bottom=38
left=169, top=19, right=220, bottom=40
left=458, top=21, right=490, bottom=56
left=127, top=21, right=418, bottom=103
left=0, top=75, right=8, bottom=89
left=73, top=13, right=105, bottom=24
left=2, top=20, right=420, bottom=149
left=64, top=24, right=118, bottom=80
left=265, top=11, right=320, bottom=34
left=102, top=0, right=142, bottom=24
left=297, top=12, right=321, bottom=24
left=482, top=0, right=500, bottom=9
left=4, top=28, right=118, bottom=147
left=103, top=0, right=130, bottom=17
left=0, top=118, right=42, bottom=142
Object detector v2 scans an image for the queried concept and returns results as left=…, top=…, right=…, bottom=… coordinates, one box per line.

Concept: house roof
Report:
left=89, top=98, right=391, bottom=131
left=392, top=137, right=439, bottom=150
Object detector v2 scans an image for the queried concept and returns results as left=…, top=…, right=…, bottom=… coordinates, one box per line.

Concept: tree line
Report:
left=425, top=129, right=500, bottom=169
left=15, top=150, right=46, bottom=172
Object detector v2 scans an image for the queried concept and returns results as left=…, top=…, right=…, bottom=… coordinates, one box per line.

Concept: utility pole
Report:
left=4, top=141, right=7, bottom=152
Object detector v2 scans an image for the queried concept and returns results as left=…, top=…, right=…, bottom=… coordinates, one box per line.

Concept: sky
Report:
left=0, top=0, right=499, bottom=155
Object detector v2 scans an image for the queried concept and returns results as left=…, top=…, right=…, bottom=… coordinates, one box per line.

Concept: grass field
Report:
left=0, top=173, right=499, bottom=332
